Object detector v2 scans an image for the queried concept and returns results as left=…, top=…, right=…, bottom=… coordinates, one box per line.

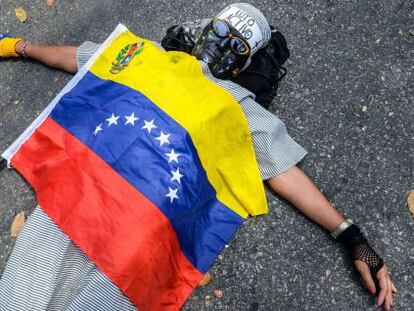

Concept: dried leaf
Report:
left=15, top=7, right=27, bottom=23
left=410, top=31, right=414, bottom=37
left=10, top=211, right=26, bottom=237
left=198, top=272, right=212, bottom=286
left=213, top=289, right=223, bottom=298
left=407, top=190, right=414, bottom=216
left=45, top=0, right=55, bottom=7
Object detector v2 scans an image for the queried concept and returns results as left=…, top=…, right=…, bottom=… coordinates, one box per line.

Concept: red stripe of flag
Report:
left=12, top=117, right=203, bottom=310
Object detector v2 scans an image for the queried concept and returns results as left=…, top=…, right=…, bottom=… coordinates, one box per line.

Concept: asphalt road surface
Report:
left=0, top=1, right=413, bottom=310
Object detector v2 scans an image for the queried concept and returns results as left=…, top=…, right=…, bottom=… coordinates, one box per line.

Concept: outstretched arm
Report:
left=0, top=34, right=77, bottom=74
left=267, top=165, right=344, bottom=231
left=267, top=165, right=396, bottom=310
left=15, top=40, right=78, bottom=74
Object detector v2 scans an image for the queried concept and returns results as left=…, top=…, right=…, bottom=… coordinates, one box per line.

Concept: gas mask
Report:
left=192, top=19, right=251, bottom=80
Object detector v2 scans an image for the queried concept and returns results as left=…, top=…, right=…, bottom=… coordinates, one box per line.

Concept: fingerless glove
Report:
left=337, top=224, right=384, bottom=274
left=0, top=34, right=22, bottom=58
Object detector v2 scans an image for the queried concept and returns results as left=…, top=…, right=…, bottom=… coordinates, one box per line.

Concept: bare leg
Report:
left=15, top=40, right=78, bottom=74
left=267, top=166, right=344, bottom=232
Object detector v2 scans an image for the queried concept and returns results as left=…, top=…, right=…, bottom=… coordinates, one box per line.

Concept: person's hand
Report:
left=0, top=34, right=22, bottom=58
left=354, top=260, right=397, bottom=310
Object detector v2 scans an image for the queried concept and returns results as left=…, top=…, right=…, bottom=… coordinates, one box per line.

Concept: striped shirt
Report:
left=0, top=29, right=307, bottom=310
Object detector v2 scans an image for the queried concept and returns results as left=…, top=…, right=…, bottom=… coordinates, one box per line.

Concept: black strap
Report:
left=160, top=25, right=194, bottom=54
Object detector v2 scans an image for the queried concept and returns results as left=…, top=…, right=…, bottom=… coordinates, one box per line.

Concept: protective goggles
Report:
left=209, top=19, right=251, bottom=56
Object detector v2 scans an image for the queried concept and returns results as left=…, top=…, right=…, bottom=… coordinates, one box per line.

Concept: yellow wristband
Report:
left=0, top=37, right=22, bottom=58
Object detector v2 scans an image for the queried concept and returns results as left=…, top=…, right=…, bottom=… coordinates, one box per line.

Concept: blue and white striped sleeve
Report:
left=238, top=96, right=308, bottom=180
left=76, top=41, right=101, bottom=70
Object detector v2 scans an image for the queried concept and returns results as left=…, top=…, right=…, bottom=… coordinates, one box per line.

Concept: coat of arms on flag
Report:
left=110, top=41, right=145, bottom=74
left=2, top=24, right=267, bottom=310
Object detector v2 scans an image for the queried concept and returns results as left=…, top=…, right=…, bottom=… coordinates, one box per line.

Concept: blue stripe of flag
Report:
left=49, top=72, right=243, bottom=272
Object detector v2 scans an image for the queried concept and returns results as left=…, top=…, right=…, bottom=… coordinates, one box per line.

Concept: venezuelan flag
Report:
left=3, top=25, right=267, bottom=310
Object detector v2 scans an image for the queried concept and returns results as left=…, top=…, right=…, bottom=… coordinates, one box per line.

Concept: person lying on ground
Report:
left=0, top=3, right=396, bottom=310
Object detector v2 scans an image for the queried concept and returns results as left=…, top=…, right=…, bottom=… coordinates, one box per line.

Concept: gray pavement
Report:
left=1, top=0, right=413, bottom=310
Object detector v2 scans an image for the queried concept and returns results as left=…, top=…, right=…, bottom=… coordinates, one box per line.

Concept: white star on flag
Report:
left=106, top=113, right=120, bottom=126
left=166, top=187, right=179, bottom=203
left=125, top=112, right=139, bottom=125
left=93, top=123, right=103, bottom=136
left=155, top=131, right=171, bottom=147
left=170, top=168, right=184, bottom=184
left=165, top=148, right=180, bottom=163
left=142, top=119, right=157, bottom=133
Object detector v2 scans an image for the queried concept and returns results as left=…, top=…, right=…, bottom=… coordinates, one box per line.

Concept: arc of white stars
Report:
left=165, top=148, right=180, bottom=163
left=142, top=119, right=157, bottom=133
left=93, top=123, right=103, bottom=136
left=106, top=113, right=120, bottom=126
left=166, top=187, right=179, bottom=203
left=125, top=112, right=139, bottom=126
left=170, top=168, right=184, bottom=184
left=155, top=131, right=171, bottom=147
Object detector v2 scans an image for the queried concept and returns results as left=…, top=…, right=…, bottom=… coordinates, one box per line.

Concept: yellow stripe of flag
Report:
left=89, top=28, right=267, bottom=218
